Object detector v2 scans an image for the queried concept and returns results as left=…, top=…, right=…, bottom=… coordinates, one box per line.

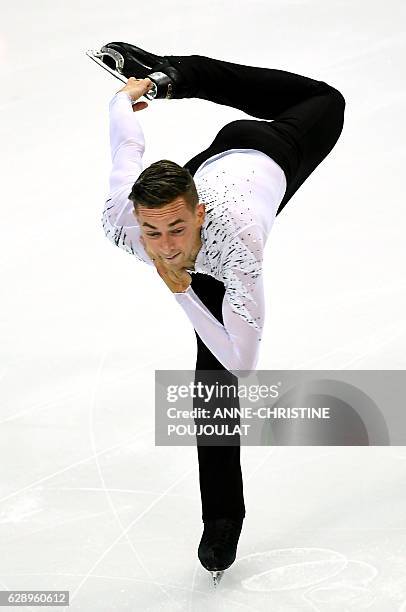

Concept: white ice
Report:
left=1, top=0, right=406, bottom=610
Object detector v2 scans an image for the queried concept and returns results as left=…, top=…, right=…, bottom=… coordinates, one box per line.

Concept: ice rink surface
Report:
left=1, top=0, right=406, bottom=609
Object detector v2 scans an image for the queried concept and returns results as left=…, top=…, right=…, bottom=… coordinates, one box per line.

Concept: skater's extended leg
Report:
left=174, top=54, right=346, bottom=215
left=97, top=43, right=345, bottom=214
left=166, top=53, right=340, bottom=121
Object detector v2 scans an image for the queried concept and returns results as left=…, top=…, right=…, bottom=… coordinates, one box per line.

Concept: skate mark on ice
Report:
left=53, top=349, right=192, bottom=607
left=234, top=548, right=379, bottom=610
left=238, top=548, right=347, bottom=591
left=78, top=349, right=178, bottom=607
left=301, top=559, right=378, bottom=610
left=302, top=583, right=377, bottom=611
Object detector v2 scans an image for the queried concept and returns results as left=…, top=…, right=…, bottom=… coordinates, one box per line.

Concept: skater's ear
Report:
left=196, top=201, right=206, bottom=222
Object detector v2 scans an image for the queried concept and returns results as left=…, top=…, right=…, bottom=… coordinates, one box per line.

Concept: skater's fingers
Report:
left=127, top=76, right=152, bottom=87
left=119, top=77, right=153, bottom=101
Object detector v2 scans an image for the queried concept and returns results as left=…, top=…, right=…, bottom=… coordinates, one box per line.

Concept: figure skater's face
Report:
left=134, top=197, right=205, bottom=270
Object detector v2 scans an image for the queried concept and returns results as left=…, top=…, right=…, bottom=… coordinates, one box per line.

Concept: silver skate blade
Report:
left=211, top=570, right=224, bottom=587
left=85, top=49, right=128, bottom=83
left=85, top=49, right=158, bottom=101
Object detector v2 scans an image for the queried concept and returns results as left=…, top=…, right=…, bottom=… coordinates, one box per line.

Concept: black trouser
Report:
left=169, top=53, right=346, bottom=523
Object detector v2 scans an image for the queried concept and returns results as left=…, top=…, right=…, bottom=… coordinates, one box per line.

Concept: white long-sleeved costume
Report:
left=102, top=91, right=287, bottom=375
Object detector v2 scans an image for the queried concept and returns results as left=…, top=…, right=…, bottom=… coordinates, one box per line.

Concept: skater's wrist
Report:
left=115, top=90, right=134, bottom=102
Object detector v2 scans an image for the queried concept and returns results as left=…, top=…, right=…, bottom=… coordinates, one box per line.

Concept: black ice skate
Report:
left=85, top=42, right=190, bottom=100
left=198, top=517, right=243, bottom=587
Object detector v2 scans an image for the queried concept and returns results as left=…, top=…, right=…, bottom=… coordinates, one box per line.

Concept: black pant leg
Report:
left=191, top=273, right=246, bottom=523
left=167, top=53, right=336, bottom=118
left=174, top=53, right=345, bottom=215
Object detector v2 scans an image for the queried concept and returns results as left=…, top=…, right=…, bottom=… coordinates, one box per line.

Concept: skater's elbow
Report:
left=317, top=80, right=346, bottom=110
left=228, top=351, right=259, bottom=379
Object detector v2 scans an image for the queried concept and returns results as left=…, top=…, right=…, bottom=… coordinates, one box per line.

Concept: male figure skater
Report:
left=97, top=42, right=345, bottom=584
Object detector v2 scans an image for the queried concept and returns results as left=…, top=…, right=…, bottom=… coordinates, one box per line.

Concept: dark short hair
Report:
left=128, top=159, right=199, bottom=212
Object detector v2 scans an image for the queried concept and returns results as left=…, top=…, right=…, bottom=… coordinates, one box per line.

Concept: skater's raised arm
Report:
left=102, top=79, right=155, bottom=265
left=108, top=78, right=151, bottom=195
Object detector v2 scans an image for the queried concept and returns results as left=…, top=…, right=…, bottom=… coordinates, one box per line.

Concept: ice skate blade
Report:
left=211, top=570, right=224, bottom=587
left=85, top=49, right=157, bottom=100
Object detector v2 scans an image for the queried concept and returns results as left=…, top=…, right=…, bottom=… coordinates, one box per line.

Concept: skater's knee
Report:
left=323, top=84, right=346, bottom=125
left=317, top=80, right=346, bottom=111
left=330, top=86, right=346, bottom=111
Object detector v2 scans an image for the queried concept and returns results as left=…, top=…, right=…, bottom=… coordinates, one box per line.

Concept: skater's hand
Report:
left=117, top=77, right=153, bottom=112
left=156, top=260, right=191, bottom=293
left=140, top=236, right=192, bottom=293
